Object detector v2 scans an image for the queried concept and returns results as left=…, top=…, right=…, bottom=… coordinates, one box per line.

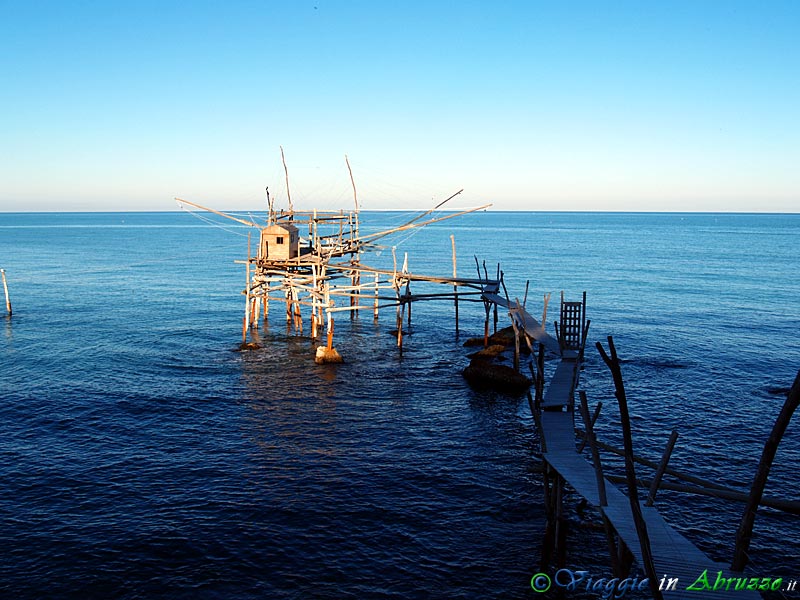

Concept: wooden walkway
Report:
left=480, top=290, right=762, bottom=598
left=542, top=403, right=761, bottom=598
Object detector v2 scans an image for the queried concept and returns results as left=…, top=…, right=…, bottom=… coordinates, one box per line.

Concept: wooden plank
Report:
left=482, top=291, right=562, bottom=353
left=542, top=360, right=578, bottom=408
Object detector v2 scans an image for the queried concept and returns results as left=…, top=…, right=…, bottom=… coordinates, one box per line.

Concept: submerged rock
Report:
left=237, top=341, right=262, bottom=351
left=315, top=346, right=343, bottom=364
left=462, top=359, right=531, bottom=393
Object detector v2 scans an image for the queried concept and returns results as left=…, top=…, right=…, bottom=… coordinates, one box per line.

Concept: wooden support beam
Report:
left=451, top=235, right=458, bottom=337
left=597, top=336, right=663, bottom=600
left=577, top=401, right=603, bottom=453
left=373, top=271, right=380, bottom=321
left=733, top=369, right=800, bottom=571
left=243, top=257, right=251, bottom=342
left=646, top=430, right=679, bottom=506
left=1, top=269, right=11, bottom=316
left=579, top=391, right=607, bottom=506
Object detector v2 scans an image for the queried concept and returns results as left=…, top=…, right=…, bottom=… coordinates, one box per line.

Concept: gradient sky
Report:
left=1, top=1, right=798, bottom=212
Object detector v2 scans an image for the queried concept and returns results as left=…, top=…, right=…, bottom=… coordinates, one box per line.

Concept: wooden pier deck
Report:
left=542, top=404, right=761, bottom=598
left=479, top=290, right=762, bottom=598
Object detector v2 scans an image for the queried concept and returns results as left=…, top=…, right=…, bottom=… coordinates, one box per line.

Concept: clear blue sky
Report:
left=1, top=1, right=798, bottom=212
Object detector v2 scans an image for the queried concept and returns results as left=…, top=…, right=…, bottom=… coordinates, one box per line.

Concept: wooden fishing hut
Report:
left=176, top=154, right=496, bottom=362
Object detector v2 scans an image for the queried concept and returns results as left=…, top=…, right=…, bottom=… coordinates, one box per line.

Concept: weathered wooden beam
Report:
left=579, top=391, right=607, bottom=506
left=646, top=430, right=679, bottom=506
left=597, top=336, right=663, bottom=600
left=732, top=369, right=800, bottom=570
left=1, top=269, right=11, bottom=316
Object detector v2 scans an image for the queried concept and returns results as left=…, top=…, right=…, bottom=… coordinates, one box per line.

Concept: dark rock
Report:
left=462, top=359, right=531, bottom=393
left=236, top=341, right=261, bottom=351
left=466, top=344, right=506, bottom=360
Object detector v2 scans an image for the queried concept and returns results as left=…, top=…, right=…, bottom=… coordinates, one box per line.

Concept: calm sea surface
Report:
left=1, top=211, right=798, bottom=599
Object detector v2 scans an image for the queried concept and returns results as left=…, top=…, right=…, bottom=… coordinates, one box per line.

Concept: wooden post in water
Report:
left=250, top=296, right=258, bottom=329
left=597, top=336, right=663, bottom=600
left=243, top=257, right=251, bottom=342
left=405, top=282, right=412, bottom=328
left=373, top=271, right=380, bottom=321
left=542, top=293, right=550, bottom=331
left=510, top=311, right=520, bottom=372
left=325, top=284, right=334, bottom=350
left=294, top=288, right=302, bottom=333
left=1, top=269, right=11, bottom=316
left=450, top=235, right=458, bottom=337
left=646, top=430, right=679, bottom=506
left=732, top=369, right=800, bottom=571
left=579, top=391, right=607, bottom=506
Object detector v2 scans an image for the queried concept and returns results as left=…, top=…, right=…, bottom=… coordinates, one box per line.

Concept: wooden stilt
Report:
left=294, top=289, right=302, bottom=332
left=405, top=282, right=412, bottom=328
left=326, top=285, right=334, bottom=350
left=373, top=271, right=380, bottom=321
left=350, top=265, right=356, bottom=320
left=243, top=260, right=251, bottom=342
left=542, top=293, right=550, bottom=330
left=1, top=269, right=11, bottom=316
left=510, top=313, right=520, bottom=372
left=554, top=475, right=568, bottom=569
left=450, top=235, right=458, bottom=337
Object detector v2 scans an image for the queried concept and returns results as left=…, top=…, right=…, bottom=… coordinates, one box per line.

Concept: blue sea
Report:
left=1, top=211, right=799, bottom=599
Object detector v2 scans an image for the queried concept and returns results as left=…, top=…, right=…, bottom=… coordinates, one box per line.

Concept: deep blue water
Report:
left=1, top=211, right=799, bottom=599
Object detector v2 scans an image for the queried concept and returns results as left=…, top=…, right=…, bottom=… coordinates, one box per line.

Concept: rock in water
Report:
left=462, top=359, right=531, bottom=393
left=467, top=344, right=507, bottom=359
left=237, top=341, right=261, bottom=351
left=315, top=346, right=343, bottom=364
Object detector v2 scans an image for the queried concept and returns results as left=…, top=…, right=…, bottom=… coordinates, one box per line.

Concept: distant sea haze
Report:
left=1, top=211, right=798, bottom=598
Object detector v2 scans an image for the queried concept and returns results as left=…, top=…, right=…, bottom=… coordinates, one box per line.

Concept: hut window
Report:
left=276, top=236, right=284, bottom=244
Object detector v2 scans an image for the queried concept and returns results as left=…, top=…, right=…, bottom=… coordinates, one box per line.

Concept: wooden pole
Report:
left=325, top=285, right=334, bottom=350
left=603, top=475, right=800, bottom=515
left=373, top=271, right=380, bottom=321
left=542, top=292, right=550, bottom=330
left=1, top=269, right=11, bottom=316
left=294, top=288, right=302, bottom=332
left=646, top=430, right=679, bottom=506
left=280, top=145, right=293, bottom=218
left=243, top=258, right=251, bottom=342
left=577, top=401, right=603, bottom=453
left=451, top=235, right=459, bottom=337
left=510, top=313, right=520, bottom=372
left=579, top=391, right=607, bottom=506
left=597, top=336, right=663, bottom=600
left=732, top=369, right=800, bottom=571
left=405, top=282, right=412, bottom=328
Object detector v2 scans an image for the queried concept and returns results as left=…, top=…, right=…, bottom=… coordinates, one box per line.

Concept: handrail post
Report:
left=579, top=391, right=607, bottom=506
left=646, top=430, right=679, bottom=506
